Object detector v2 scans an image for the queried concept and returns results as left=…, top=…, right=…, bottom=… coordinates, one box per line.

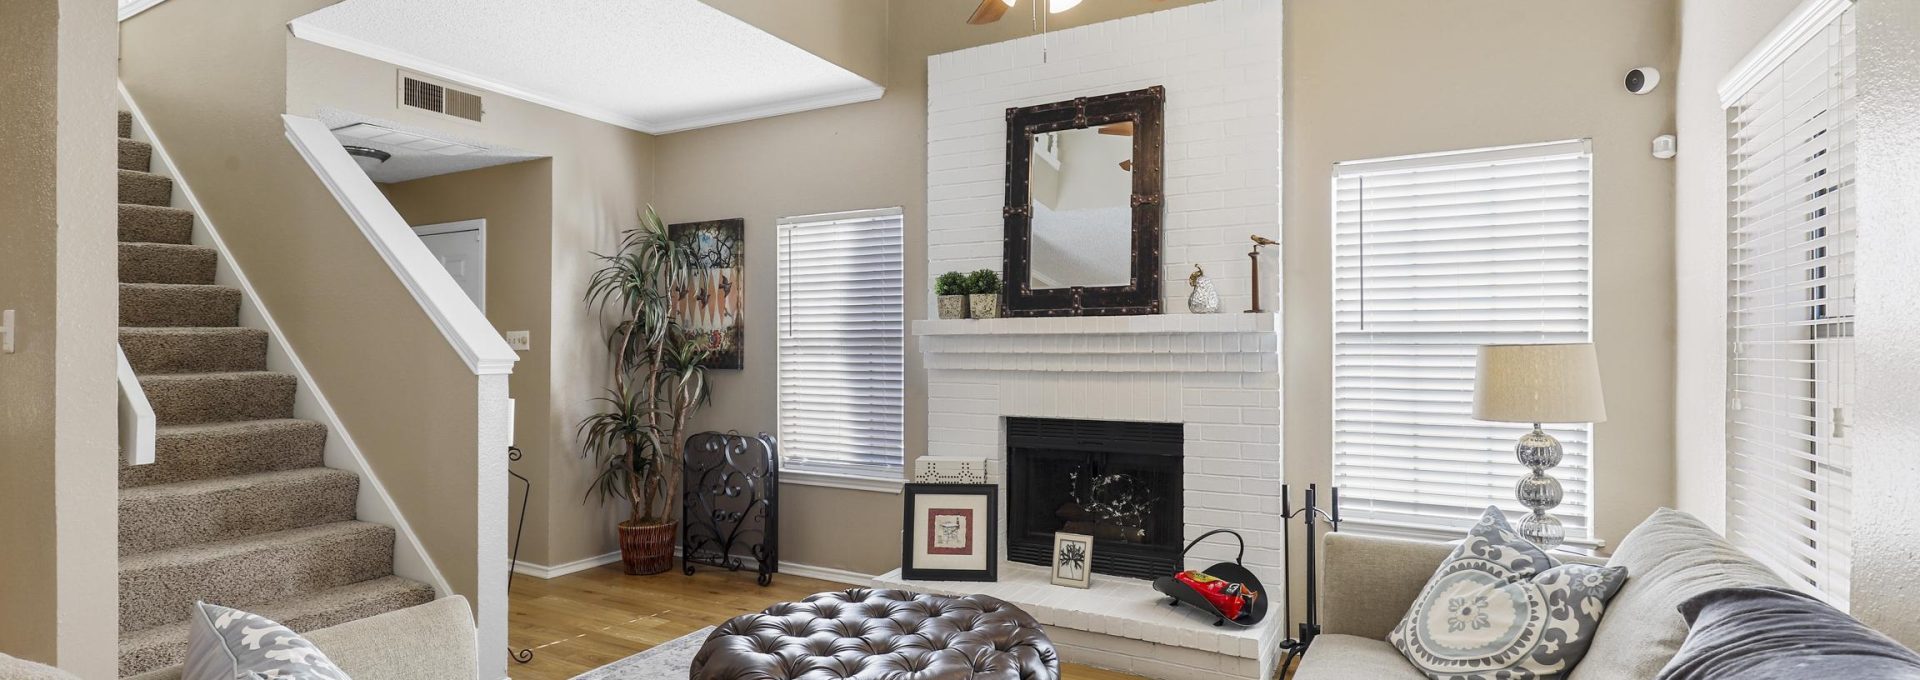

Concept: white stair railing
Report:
left=118, top=345, right=157, bottom=465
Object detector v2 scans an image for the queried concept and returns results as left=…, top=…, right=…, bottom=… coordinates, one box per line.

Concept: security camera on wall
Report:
left=1625, top=67, right=1661, bottom=95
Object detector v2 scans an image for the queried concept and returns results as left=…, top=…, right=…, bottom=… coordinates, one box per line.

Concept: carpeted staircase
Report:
left=115, top=111, right=436, bottom=678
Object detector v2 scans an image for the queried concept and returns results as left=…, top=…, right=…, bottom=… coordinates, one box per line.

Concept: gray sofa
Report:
left=0, top=597, right=476, bottom=680
left=1295, top=508, right=1790, bottom=679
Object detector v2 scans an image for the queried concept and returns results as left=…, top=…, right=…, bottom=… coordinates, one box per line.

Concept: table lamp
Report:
left=1472, top=343, right=1607, bottom=549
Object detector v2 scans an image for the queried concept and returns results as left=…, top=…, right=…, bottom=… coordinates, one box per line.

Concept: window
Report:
left=1331, top=140, right=1595, bottom=543
left=1723, top=0, right=1855, bottom=609
left=776, top=208, right=906, bottom=480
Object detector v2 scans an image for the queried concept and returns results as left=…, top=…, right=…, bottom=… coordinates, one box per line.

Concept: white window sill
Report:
left=1340, top=519, right=1607, bottom=553
left=780, top=467, right=905, bottom=494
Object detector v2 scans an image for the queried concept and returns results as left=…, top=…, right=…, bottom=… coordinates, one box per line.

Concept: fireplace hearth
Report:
left=1006, top=417, right=1183, bottom=580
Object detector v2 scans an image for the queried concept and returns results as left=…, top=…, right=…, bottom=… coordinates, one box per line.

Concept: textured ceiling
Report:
left=317, top=108, right=544, bottom=184
left=290, top=0, right=884, bottom=134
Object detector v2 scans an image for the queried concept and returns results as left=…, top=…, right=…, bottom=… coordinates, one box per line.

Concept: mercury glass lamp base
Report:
left=1513, top=423, right=1567, bottom=549
left=1518, top=512, right=1565, bottom=549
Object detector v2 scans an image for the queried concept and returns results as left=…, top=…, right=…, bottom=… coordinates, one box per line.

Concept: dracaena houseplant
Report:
left=578, top=206, right=712, bottom=572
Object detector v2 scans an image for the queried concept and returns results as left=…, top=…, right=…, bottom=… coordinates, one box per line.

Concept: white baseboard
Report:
left=774, top=561, right=876, bottom=586
left=512, top=549, right=876, bottom=586
left=511, top=551, right=622, bottom=580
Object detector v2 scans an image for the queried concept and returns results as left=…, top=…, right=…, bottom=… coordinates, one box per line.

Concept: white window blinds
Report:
left=1332, top=140, right=1595, bottom=543
left=776, top=209, right=906, bottom=477
left=1724, top=1, right=1855, bottom=609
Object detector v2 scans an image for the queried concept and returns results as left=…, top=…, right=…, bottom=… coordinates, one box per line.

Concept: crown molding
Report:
left=288, top=19, right=884, bottom=136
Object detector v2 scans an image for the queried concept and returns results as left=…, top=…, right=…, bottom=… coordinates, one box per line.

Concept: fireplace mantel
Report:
left=914, top=312, right=1277, bottom=337
left=914, top=313, right=1279, bottom=374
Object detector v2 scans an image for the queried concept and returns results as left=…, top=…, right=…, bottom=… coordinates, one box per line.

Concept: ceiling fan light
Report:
left=1049, top=0, right=1082, bottom=13
left=343, top=145, right=391, bottom=173
left=1002, top=0, right=1016, bottom=5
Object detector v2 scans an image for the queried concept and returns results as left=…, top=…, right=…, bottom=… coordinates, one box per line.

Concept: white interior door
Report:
left=415, top=219, right=485, bottom=311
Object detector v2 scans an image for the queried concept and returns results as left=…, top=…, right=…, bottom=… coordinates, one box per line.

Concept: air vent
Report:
left=400, top=74, right=483, bottom=123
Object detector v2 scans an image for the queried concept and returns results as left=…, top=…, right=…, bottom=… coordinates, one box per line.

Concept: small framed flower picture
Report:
left=901, top=484, right=998, bottom=581
left=1050, top=532, right=1094, bottom=588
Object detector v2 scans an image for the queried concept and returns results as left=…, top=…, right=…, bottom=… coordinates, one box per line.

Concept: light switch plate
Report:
left=503, top=330, right=530, bottom=351
left=1, top=309, right=13, bottom=353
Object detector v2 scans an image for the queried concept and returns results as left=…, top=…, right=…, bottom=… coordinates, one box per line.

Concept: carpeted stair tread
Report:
left=119, top=169, right=174, bottom=207
left=120, top=204, right=195, bottom=245
left=119, top=283, right=240, bottom=328
left=119, top=242, right=217, bottom=285
left=111, top=112, right=426, bottom=678
left=117, top=575, right=435, bottom=678
left=119, top=137, right=153, bottom=172
left=119, top=327, right=267, bottom=375
left=119, top=521, right=398, bottom=634
left=121, top=419, right=327, bottom=489
left=138, top=371, right=296, bottom=426
left=120, top=468, right=359, bottom=557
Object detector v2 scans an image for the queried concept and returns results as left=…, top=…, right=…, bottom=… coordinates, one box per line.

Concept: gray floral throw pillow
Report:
left=184, top=601, right=351, bottom=680
left=1388, top=507, right=1629, bottom=679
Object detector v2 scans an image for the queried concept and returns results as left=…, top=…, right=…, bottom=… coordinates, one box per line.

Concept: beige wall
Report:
left=1282, top=0, right=1678, bottom=560
left=0, top=0, right=118, bottom=674
left=283, top=40, right=659, bottom=568
left=664, top=0, right=1681, bottom=577
left=1845, top=0, right=1920, bottom=647
left=120, top=2, right=501, bottom=663
left=1670, top=0, right=1802, bottom=532
left=656, top=0, right=1208, bottom=575
left=381, top=160, right=557, bottom=564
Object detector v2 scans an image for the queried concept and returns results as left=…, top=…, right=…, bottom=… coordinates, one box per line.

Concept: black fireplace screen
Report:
left=1006, top=417, right=1183, bottom=580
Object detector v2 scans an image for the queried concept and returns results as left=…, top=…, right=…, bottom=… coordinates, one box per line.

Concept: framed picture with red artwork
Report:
left=901, top=483, right=998, bottom=581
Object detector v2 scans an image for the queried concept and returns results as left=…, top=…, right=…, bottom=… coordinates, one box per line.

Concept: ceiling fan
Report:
left=969, top=0, right=1164, bottom=25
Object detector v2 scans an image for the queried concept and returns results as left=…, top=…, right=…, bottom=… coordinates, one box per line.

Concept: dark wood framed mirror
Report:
left=1003, top=86, right=1164, bottom=317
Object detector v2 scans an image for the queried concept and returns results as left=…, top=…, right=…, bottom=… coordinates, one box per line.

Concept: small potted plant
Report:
left=936, top=271, right=969, bottom=319
left=966, top=268, right=1002, bottom=319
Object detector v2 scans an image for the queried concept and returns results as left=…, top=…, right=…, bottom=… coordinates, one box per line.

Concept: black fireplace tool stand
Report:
left=1276, top=483, right=1340, bottom=674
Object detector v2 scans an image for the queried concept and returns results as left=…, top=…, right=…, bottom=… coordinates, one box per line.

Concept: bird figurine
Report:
left=1188, top=264, right=1221, bottom=314
left=1247, top=234, right=1278, bottom=313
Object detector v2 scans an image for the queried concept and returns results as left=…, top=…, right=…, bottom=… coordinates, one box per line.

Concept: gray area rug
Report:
left=570, top=626, right=714, bottom=680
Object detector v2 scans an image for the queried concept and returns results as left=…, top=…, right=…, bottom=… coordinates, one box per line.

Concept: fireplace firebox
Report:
left=1006, top=417, right=1183, bottom=580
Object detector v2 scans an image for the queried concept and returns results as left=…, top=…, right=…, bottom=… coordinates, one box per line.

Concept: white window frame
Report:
left=1719, top=0, right=1856, bottom=609
left=776, top=207, right=907, bottom=493
left=1330, top=139, right=1600, bottom=547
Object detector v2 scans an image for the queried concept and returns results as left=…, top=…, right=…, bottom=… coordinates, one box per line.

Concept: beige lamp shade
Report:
left=1473, top=343, right=1607, bottom=424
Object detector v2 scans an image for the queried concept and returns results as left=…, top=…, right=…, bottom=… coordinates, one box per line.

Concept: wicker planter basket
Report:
left=618, top=520, right=677, bottom=575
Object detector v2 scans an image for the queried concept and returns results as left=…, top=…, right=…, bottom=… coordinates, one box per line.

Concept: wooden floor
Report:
left=507, top=564, right=1147, bottom=680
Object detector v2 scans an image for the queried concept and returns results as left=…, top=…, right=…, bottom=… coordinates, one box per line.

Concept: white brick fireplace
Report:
left=879, top=2, right=1287, bottom=679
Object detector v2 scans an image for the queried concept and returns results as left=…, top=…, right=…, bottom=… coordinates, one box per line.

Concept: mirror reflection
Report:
left=1028, top=123, right=1134, bottom=289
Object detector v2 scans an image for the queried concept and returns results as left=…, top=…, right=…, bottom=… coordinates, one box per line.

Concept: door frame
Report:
left=414, top=218, right=486, bottom=312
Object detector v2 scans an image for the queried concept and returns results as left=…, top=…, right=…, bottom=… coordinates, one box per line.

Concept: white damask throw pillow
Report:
left=184, top=601, right=351, bottom=680
left=1389, top=507, right=1629, bottom=680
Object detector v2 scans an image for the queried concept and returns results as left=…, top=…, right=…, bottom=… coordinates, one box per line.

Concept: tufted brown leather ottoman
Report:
left=691, top=588, right=1060, bottom=680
